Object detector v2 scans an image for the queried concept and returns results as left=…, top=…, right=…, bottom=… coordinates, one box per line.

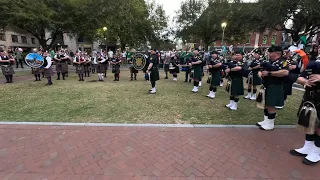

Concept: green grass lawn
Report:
left=0, top=70, right=32, bottom=80
left=0, top=70, right=303, bottom=125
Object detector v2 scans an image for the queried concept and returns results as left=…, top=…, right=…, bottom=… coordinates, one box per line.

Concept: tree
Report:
left=174, top=0, right=252, bottom=50
left=0, top=0, right=106, bottom=50
left=252, top=0, right=320, bottom=43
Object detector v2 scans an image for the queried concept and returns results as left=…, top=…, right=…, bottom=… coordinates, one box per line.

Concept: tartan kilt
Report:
left=112, top=65, right=120, bottom=74
left=164, top=64, right=169, bottom=72
left=230, top=77, right=244, bottom=96
left=76, top=65, right=85, bottom=74
left=32, top=68, right=42, bottom=75
left=247, top=71, right=262, bottom=85
left=265, top=84, right=284, bottom=107
left=193, top=68, right=202, bottom=81
left=211, top=70, right=221, bottom=86
left=96, top=64, right=105, bottom=73
left=44, top=67, right=53, bottom=77
left=130, top=66, right=138, bottom=73
left=169, top=66, right=179, bottom=74
left=84, top=64, right=91, bottom=71
left=1, top=65, right=14, bottom=75
left=283, top=82, right=293, bottom=96
left=150, top=68, right=160, bottom=81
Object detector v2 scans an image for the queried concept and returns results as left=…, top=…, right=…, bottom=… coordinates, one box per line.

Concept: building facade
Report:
left=0, top=30, right=39, bottom=51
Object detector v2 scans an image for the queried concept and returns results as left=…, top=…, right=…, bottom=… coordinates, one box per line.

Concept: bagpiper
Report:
left=84, top=54, right=92, bottom=77
left=225, top=51, right=245, bottom=110
left=110, top=55, right=121, bottom=81
left=207, top=51, right=222, bottom=99
left=290, top=58, right=320, bottom=165
left=96, top=53, right=107, bottom=81
left=0, top=50, right=15, bottom=83
left=244, top=49, right=263, bottom=100
left=54, top=50, right=69, bottom=80
left=42, top=51, right=54, bottom=86
left=256, top=45, right=289, bottom=130
left=73, top=52, right=86, bottom=81
left=190, top=50, right=203, bottom=93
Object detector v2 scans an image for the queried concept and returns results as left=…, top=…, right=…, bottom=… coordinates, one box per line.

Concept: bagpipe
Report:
left=25, top=53, right=52, bottom=69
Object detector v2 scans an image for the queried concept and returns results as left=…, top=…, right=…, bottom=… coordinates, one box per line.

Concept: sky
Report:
left=154, top=0, right=183, bottom=24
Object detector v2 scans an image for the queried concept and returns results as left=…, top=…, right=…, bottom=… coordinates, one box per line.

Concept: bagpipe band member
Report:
left=191, top=50, right=203, bottom=93
left=280, top=46, right=305, bottom=109
left=111, top=55, right=121, bottom=81
left=244, top=49, right=263, bottom=100
left=73, top=53, right=86, bottom=81
left=220, top=56, right=226, bottom=87
left=256, top=45, right=289, bottom=131
left=42, top=51, right=54, bottom=86
left=96, top=53, right=106, bottom=81
left=129, top=54, right=138, bottom=81
left=54, top=50, right=69, bottom=80
left=91, top=53, right=97, bottom=74
left=84, top=55, right=92, bottom=77
left=164, top=52, right=170, bottom=79
left=225, top=51, right=245, bottom=111
left=0, top=50, right=15, bottom=83
left=32, top=65, right=42, bottom=82
left=207, top=51, right=222, bottom=99
left=169, top=55, right=180, bottom=81
left=146, top=49, right=160, bottom=94
left=102, top=54, right=109, bottom=78
left=290, top=60, right=320, bottom=165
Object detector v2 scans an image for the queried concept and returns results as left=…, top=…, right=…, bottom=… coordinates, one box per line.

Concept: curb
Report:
left=0, top=122, right=296, bottom=128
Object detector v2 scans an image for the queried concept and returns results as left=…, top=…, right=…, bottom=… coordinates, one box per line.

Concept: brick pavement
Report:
left=0, top=124, right=318, bottom=180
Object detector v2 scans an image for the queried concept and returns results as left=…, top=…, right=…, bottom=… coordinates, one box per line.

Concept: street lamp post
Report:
left=103, top=27, right=108, bottom=52
left=221, top=22, right=227, bottom=45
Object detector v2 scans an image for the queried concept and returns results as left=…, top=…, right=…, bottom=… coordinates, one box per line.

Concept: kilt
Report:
left=230, top=77, right=244, bottom=96
left=32, top=68, right=42, bottom=75
left=84, top=64, right=91, bottom=71
left=76, top=65, right=85, bottom=74
left=44, top=67, right=53, bottom=77
left=193, top=67, right=202, bottom=81
left=211, top=70, right=221, bottom=86
left=97, top=64, right=105, bottom=73
left=1, top=65, right=14, bottom=75
left=265, top=84, right=284, bottom=107
left=247, top=71, right=262, bottom=85
left=283, top=82, right=293, bottom=96
left=103, top=63, right=109, bottom=71
left=112, top=65, right=120, bottom=74
left=92, top=64, right=97, bottom=70
left=164, top=64, right=169, bottom=72
left=150, top=68, right=160, bottom=81
left=56, top=62, right=68, bottom=73
left=169, top=66, right=179, bottom=74
left=130, top=66, right=138, bottom=73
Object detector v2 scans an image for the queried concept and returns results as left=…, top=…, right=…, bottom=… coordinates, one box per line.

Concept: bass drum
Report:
left=132, top=53, right=147, bottom=71
left=25, top=53, right=44, bottom=68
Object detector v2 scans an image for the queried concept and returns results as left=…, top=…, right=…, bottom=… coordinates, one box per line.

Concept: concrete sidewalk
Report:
left=0, top=124, right=317, bottom=180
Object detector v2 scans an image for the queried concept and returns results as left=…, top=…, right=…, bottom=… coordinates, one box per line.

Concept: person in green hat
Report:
left=225, top=51, right=245, bottom=110
left=190, top=50, right=203, bottom=93
left=256, top=45, right=289, bottom=130
left=207, top=50, right=222, bottom=99
left=244, top=48, right=263, bottom=100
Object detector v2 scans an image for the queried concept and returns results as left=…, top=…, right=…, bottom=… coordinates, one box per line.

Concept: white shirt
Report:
left=122, top=52, right=126, bottom=58
left=108, top=51, right=113, bottom=58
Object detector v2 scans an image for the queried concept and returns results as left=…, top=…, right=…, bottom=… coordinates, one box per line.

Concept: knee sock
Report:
left=234, top=97, right=239, bottom=103
left=81, top=74, right=84, bottom=80
left=194, top=81, right=199, bottom=87
left=62, top=73, right=65, bottom=80
left=84, top=71, right=87, bottom=77
left=38, top=74, right=41, bottom=80
left=78, top=74, right=81, bottom=80
left=34, top=74, right=38, bottom=80
left=253, top=89, right=257, bottom=94
left=268, top=113, right=276, bottom=120
left=151, top=81, right=156, bottom=88
left=248, top=88, right=252, bottom=93
left=87, top=71, right=90, bottom=77
left=173, top=74, right=177, bottom=78
left=209, top=85, right=214, bottom=91
left=5, top=75, right=9, bottom=82
left=264, top=108, right=269, bottom=117
left=230, top=96, right=235, bottom=101
left=314, top=135, right=320, bottom=147
left=165, top=71, right=168, bottom=78
left=57, top=72, right=60, bottom=79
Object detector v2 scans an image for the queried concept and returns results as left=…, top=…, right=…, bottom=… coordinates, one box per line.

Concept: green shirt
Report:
left=127, top=52, right=132, bottom=59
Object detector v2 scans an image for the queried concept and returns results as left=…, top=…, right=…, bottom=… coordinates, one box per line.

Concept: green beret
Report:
left=253, top=48, right=262, bottom=54
left=211, top=50, right=219, bottom=55
left=268, top=45, right=283, bottom=53
left=234, top=50, right=244, bottom=55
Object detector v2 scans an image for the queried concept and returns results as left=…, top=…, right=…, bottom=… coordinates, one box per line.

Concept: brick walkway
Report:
left=0, top=125, right=318, bottom=180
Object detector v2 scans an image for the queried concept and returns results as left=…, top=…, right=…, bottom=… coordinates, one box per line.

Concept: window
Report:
left=21, top=36, right=27, bottom=44
left=31, top=38, right=36, bottom=44
left=271, top=36, right=276, bottom=45
left=262, top=36, right=267, bottom=44
left=0, top=33, right=5, bottom=41
left=11, top=35, right=18, bottom=43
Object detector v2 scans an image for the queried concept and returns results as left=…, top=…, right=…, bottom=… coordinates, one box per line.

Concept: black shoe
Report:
left=134, top=78, right=137, bottom=81
left=114, top=79, right=117, bottom=81
left=63, top=78, right=65, bottom=80
left=130, top=79, right=133, bottom=81
left=302, top=158, right=319, bottom=166
left=34, top=80, right=38, bottom=82
left=6, top=81, right=10, bottom=83
left=189, top=79, right=191, bottom=83
left=290, top=150, right=307, bottom=157
left=165, top=77, right=168, bottom=79
left=57, top=78, right=60, bottom=80
left=79, top=79, right=82, bottom=81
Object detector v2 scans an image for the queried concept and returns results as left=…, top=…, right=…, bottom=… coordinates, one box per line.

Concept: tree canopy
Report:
left=0, top=0, right=169, bottom=50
